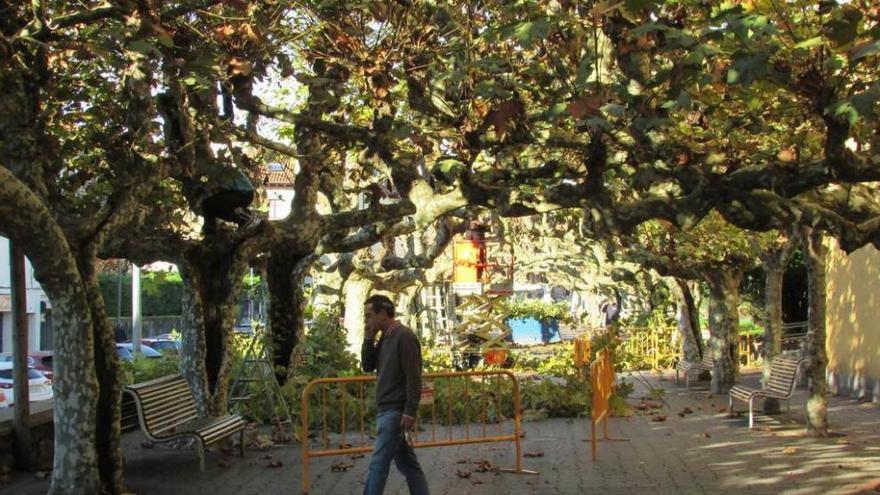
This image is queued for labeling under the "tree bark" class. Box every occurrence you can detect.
[762,264,786,413]
[343,275,373,358]
[179,245,248,415]
[0,168,103,495]
[674,278,703,362]
[266,252,313,383]
[705,269,743,394]
[78,252,125,494]
[804,228,829,436]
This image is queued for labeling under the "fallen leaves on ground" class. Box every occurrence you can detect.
[267,460,283,468]
[455,470,471,478]
[703,432,711,438]
[524,451,544,458]
[330,461,352,472]
[350,453,365,459]
[473,460,494,473]
[652,415,668,422]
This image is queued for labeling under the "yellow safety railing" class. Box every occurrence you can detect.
[618,325,677,371]
[300,370,537,494]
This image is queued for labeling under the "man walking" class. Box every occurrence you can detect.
[361,295,430,495]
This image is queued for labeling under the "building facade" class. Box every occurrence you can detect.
[825,238,880,402]
[0,236,52,352]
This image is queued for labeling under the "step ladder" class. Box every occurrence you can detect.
[227,327,298,442]
[422,283,454,345]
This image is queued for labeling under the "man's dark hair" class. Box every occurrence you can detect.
[365,294,395,318]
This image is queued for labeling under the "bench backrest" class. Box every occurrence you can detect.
[765,356,805,396]
[700,354,714,367]
[126,375,199,436]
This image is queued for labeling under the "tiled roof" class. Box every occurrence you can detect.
[261,161,295,188]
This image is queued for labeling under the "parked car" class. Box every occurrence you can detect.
[0,362,54,407]
[0,352,54,380]
[139,338,181,355]
[116,343,163,362]
[28,351,54,380]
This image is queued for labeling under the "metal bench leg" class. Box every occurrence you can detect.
[728,395,734,415]
[675,369,679,385]
[748,397,755,429]
[239,430,245,457]
[196,439,206,472]
[685,372,690,390]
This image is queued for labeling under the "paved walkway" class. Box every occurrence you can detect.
[2,369,879,494]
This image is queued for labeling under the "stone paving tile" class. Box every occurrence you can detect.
[2,369,878,495]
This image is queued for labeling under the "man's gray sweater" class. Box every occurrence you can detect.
[361,323,423,417]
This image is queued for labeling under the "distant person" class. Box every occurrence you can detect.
[361,295,429,495]
[601,300,620,327]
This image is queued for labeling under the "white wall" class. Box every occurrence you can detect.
[0,236,48,352]
[267,189,296,221]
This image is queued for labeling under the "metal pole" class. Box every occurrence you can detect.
[132,264,142,354]
[10,241,33,469]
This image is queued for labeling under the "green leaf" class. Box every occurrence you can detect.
[850,88,879,119]
[825,8,862,46]
[625,0,662,11]
[601,103,626,117]
[850,40,880,62]
[727,51,770,85]
[795,36,824,49]
[506,17,550,48]
[628,23,670,38]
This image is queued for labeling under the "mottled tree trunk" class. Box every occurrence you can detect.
[79,254,125,494]
[343,275,373,358]
[804,229,829,436]
[0,168,103,494]
[762,264,786,413]
[179,248,248,415]
[179,268,211,416]
[674,278,703,362]
[266,252,313,383]
[705,269,743,394]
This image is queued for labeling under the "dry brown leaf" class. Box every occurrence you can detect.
[652,415,668,422]
[330,461,352,472]
[568,94,603,119]
[777,148,798,162]
[482,100,525,140]
[782,447,797,454]
[455,470,472,478]
[524,451,544,458]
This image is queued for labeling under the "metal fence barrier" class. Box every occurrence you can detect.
[300,370,536,493]
[589,347,627,461]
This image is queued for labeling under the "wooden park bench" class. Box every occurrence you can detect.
[674,354,714,389]
[124,375,247,471]
[728,355,807,428]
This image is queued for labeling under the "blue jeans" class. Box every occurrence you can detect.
[364,409,430,495]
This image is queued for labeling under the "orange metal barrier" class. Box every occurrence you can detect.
[300,370,536,493]
[590,347,625,460]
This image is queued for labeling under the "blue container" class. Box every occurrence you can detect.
[506,317,560,345]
